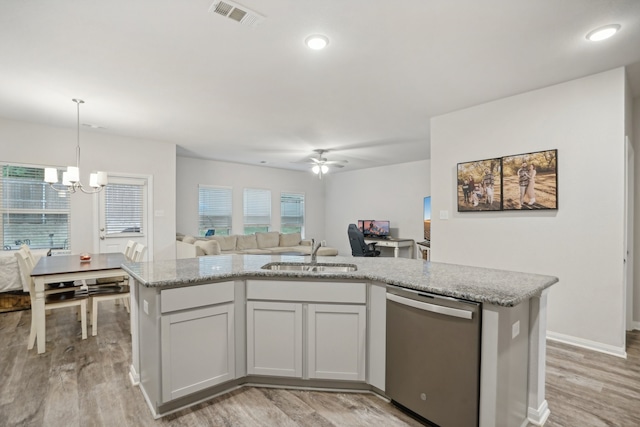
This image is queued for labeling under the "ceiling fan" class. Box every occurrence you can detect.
[307,149,347,179]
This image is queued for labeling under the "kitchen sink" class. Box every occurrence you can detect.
[262,262,357,272]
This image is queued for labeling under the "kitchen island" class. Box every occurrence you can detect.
[122,254,558,426]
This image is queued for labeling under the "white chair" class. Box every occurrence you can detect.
[89,242,145,336]
[124,240,136,260]
[131,242,146,262]
[15,249,88,349]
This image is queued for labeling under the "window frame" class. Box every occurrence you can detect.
[280,191,305,237]
[0,163,71,251]
[198,185,233,236]
[243,188,271,235]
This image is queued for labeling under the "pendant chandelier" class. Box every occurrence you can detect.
[44,99,108,194]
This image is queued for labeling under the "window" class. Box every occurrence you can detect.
[243,188,271,234]
[0,164,70,250]
[199,185,232,236]
[281,192,305,236]
[104,181,145,235]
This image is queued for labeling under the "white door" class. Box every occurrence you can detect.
[161,303,235,402]
[307,304,366,381]
[246,301,303,378]
[97,174,151,260]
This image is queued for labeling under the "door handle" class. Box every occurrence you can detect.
[387,293,474,319]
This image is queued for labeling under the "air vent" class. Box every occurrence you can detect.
[209,0,265,28]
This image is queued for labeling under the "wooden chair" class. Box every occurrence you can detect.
[15,248,88,349]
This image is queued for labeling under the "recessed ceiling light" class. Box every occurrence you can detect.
[305,34,329,50]
[586,24,621,41]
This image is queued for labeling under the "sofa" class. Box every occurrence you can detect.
[176,231,339,258]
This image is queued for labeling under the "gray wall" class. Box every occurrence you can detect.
[430,68,628,355]
[323,160,430,257]
[176,156,327,241]
[0,117,177,260]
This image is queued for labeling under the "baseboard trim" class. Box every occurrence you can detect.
[527,399,550,426]
[547,331,627,359]
[630,321,640,331]
[129,364,140,386]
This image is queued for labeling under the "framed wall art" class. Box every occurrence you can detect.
[457,157,502,212]
[502,149,558,210]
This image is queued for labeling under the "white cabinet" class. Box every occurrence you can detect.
[307,304,366,381]
[159,281,236,403]
[246,280,367,381]
[246,301,303,378]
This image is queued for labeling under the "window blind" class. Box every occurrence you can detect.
[104,183,144,235]
[0,165,70,250]
[199,185,232,236]
[281,192,304,234]
[243,188,271,232]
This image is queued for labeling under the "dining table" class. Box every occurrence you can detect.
[30,252,127,353]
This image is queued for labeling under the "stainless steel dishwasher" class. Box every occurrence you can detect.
[386,285,481,427]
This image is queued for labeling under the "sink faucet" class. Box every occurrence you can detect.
[311,239,322,264]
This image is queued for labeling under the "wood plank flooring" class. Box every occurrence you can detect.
[1,304,639,427]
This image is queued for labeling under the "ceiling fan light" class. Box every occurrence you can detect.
[312,165,320,174]
[321,165,329,174]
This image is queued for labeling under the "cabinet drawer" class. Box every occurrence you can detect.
[246,280,366,304]
[161,281,234,313]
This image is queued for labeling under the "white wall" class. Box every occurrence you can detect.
[176,157,326,240]
[431,68,627,354]
[0,117,177,260]
[633,96,640,326]
[324,160,430,256]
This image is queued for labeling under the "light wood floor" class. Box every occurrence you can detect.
[1,304,639,427]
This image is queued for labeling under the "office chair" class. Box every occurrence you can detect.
[348,224,381,257]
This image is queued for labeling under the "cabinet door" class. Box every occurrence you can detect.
[247,301,302,378]
[161,303,235,402]
[307,304,366,381]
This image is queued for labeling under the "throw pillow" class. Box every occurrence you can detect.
[194,240,221,256]
[236,234,258,250]
[182,235,197,244]
[211,235,237,251]
[279,232,301,247]
[256,231,280,249]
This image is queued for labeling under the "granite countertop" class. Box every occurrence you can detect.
[122,254,558,307]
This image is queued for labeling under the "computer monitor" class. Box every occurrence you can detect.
[362,220,390,237]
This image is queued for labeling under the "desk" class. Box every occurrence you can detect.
[30,253,127,354]
[364,237,415,258]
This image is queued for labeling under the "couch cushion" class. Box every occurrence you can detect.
[194,239,221,256]
[316,246,339,256]
[241,248,272,255]
[279,232,302,247]
[256,231,280,249]
[182,235,197,244]
[211,235,237,251]
[236,234,258,250]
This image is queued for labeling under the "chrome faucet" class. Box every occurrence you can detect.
[311,238,322,263]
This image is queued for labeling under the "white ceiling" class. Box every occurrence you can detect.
[1,0,639,173]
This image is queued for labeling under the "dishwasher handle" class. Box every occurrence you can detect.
[387,293,474,320]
